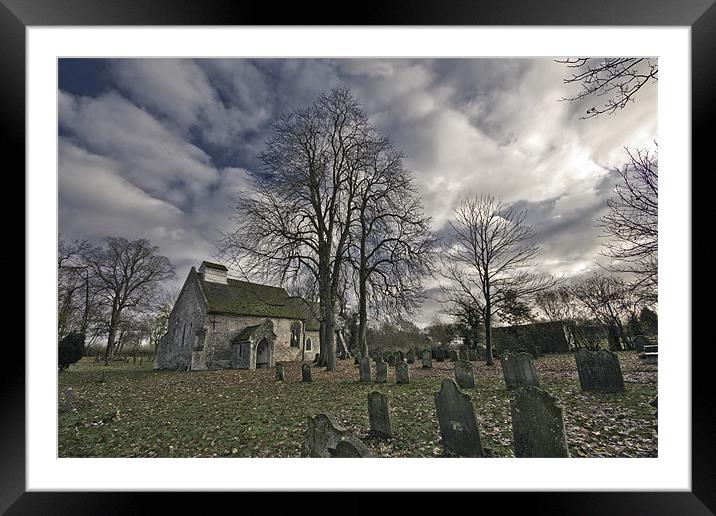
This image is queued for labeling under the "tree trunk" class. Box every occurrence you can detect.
[358,263,369,357]
[485,289,494,366]
[104,306,120,365]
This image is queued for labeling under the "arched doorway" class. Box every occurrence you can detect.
[256,338,270,368]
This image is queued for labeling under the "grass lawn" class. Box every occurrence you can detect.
[58,352,657,458]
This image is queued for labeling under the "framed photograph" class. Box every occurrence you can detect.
[5,0,711,512]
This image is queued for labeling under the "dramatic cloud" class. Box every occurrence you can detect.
[58,58,657,327]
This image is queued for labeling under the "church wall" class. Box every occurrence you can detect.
[154,270,207,370]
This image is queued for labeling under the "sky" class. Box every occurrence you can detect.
[58,58,657,328]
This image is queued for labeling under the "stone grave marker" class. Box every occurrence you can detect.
[301,413,348,457]
[510,386,569,458]
[467,349,478,362]
[63,387,74,413]
[575,349,625,393]
[434,378,484,457]
[501,352,540,389]
[368,391,392,437]
[376,361,388,383]
[302,364,312,382]
[359,357,371,383]
[436,348,445,362]
[422,349,433,369]
[396,362,410,384]
[276,363,284,381]
[448,350,459,362]
[458,348,468,361]
[335,436,374,457]
[454,360,476,389]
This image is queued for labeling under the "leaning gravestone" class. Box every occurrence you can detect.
[302,364,312,383]
[434,378,484,457]
[276,363,284,381]
[422,349,433,369]
[575,349,625,393]
[335,436,374,457]
[63,387,74,413]
[301,413,348,457]
[368,391,392,437]
[510,386,569,457]
[501,352,540,389]
[376,361,388,383]
[359,357,372,384]
[396,362,410,384]
[454,360,476,389]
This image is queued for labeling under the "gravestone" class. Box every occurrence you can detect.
[376,361,388,383]
[510,386,569,458]
[422,349,433,369]
[406,349,415,364]
[301,413,348,457]
[368,391,392,437]
[575,349,625,393]
[467,349,478,362]
[501,352,540,389]
[396,362,410,384]
[276,363,284,381]
[454,360,476,389]
[63,387,74,413]
[302,364,312,383]
[458,348,468,361]
[354,356,361,365]
[359,357,372,383]
[633,335,649,352]
[387,353,396,366]
[448,350,459,362]
[436,348,445,362]
[335,436,374,457]
[434,378,484,457]
[313,353,320,363]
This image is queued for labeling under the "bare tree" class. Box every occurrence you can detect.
[84,237,175,365]
[571,273,637,350]
[557,58,657,118]
[348,139,436,357]
[440,195,559,365]
[535,286,595,348]
[598,147,658,304]
[218,88,369,372]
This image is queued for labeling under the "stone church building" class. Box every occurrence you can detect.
[154,261,320,371]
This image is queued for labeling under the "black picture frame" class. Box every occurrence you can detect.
[3,0,710,513]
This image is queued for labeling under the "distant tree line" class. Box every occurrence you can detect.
[57,235,175,367]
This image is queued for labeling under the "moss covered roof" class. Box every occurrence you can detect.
[198,275,319,329]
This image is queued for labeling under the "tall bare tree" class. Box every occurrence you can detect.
[557,57,658,118]
[598,147,658,304]
[349,139,435,356]
[440,195,559,365]
[84,237,175,365]
[219,88,369,372]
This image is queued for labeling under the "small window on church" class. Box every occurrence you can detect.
[290,322,301,348]
[238,344,243,357]
[305,337,312,351]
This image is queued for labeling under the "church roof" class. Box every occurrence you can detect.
[198,274,320,329]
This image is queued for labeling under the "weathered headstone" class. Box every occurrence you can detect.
[501,352,540,389]
[575,349,625,393]
[387,353,396,366]
[422,349,433,369]
[434,378,484,457]
[436,348,445,362]
[448,350,459,362]
[275,363,284,381]
[302,364,312,382]
[63,387,74,413]
[359,357,371,383]
[510,386,569,458]
[376,361,388,383]
[368,391,392,437]
[454,360,476,389]
[335,436,374,457]
[467,349,478,362]
[396,362,410,384]
[301,413,348,457]
[406,349,415,364]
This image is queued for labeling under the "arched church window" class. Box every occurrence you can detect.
[290,322,302,348]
